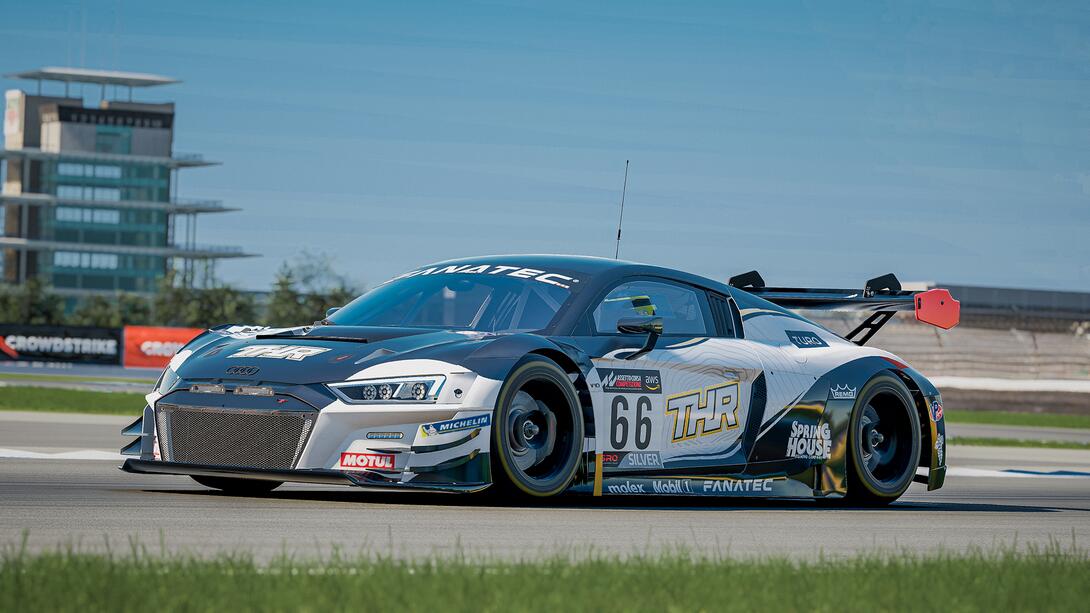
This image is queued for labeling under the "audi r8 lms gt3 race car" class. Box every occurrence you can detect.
[120,255,960,505]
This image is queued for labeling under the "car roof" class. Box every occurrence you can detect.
[423,254,732,291]
[408,254,804,334]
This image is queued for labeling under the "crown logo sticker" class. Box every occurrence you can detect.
[830,384,857,400]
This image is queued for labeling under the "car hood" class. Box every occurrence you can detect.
[172,325,497,385]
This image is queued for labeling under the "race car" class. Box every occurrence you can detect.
[121,255,959,504]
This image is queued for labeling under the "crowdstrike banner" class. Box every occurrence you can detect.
[122,326,203,368]
[0,325,122,365]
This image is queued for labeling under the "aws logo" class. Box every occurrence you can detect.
[597,368,662,394]
[665,381,740,443]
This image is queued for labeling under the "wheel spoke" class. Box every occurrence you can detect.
[860,404,882,474]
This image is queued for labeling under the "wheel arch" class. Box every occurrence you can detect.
[527,348,595,438]
[890,369,934,470]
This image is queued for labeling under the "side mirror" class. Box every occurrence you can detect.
[325,307,341,318]
[617,316,663,360]
[617,316,663,335]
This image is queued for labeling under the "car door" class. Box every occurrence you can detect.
[582,278,766,474]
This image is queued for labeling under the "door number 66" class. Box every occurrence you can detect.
[610,395,652,450]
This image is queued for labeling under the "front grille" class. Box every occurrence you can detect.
[156,404,316,470]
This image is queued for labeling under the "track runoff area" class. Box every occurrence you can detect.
[0,408,1088,559]
[1,406,1089,609]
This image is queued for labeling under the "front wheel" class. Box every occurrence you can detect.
[191,475,282,495]
[846,374,921,506]
[491,357,585,498]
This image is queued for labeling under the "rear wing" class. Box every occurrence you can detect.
[728,270,959,345]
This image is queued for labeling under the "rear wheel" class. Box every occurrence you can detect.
[191,475,282,495]
[491,357,584,498]
[846,374,920,505]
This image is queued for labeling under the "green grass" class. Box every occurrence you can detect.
[0,372,156,384]
[0,385,145,416]
[2,546,1087,612]
[946,410,1090,430]
[948,436,1090,451]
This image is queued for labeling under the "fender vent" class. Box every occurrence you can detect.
[742,373,767,460]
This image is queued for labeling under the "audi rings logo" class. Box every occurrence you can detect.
[225,366,260,376]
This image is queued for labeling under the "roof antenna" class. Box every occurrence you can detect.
[614,160,629,259]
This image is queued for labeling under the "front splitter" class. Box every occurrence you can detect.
[120,459,490,493]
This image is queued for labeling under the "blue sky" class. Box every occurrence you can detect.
[3,1,1088,292]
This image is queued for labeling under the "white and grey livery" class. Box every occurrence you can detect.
[122,255,959,504]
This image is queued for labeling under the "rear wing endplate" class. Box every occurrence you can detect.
[728,271,959,345]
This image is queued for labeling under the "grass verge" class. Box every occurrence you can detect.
[2,545,1087,612]
[946,410,1090,430]
[948,436,1090,451]
[0,385,145,416]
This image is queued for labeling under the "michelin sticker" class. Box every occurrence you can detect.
[420,414,491,437]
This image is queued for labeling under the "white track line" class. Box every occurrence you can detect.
[945,467,1090,479]
[0,448,123,461]
[930,376,1090,393]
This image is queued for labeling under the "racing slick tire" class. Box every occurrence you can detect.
[490,357,585,498]
[191,476,282,495]
[845,374,921,506]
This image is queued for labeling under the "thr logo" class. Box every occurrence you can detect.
[665,381,740,442]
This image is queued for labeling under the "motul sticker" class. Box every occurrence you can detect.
[339,452,395,470]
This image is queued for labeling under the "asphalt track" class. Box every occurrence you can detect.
[1,412,1088,560]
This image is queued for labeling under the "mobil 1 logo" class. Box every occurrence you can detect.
[596,368,661,452]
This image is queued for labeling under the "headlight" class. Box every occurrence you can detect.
[329,375,446,404]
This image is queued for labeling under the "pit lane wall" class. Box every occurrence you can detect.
[0,324,202,369]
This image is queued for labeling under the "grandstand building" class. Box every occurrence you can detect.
[0,67,253,295]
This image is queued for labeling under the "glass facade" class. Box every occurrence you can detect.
[3,78,246,294]
[37,143,171,292]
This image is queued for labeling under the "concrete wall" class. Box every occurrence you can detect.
[810,312,1090,413]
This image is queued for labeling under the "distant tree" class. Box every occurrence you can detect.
[151,271,195,327]
[264,251,359,327]
[70,293,153,327]
[117,293,152,326]
[70,295,121,327]
[0,278,65,325]
[188,285,257,329]
[265,265,305,327]
[151,270,256,329]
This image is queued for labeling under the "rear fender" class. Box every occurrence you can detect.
[895,367,946,491]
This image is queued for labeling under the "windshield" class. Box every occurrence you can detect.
[327,271,573,333]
